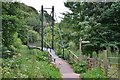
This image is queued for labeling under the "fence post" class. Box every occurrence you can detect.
[73,53,74,61]
[68,50,70,61]
[79,37,83,62]
[103,50,108,77]
[62,47,64,59]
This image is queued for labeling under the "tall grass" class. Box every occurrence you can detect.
[2,45,61,78]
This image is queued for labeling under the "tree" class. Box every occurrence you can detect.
[2,2,24,49]
[60,2,120,56]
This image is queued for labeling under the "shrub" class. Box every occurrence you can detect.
[80,67,106,78]
[70,60,87,74]
[2,48,61,78]
[56,48,62,58]
[13,38,22,49]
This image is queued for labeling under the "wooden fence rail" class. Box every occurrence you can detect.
[68,50,79,63]
[29,41,119,78]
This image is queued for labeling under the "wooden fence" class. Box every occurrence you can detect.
[84,50,119,78]
[29,41,119,78]
[68,50,79,63]
[61,48,119,78]
[105,50,119,78]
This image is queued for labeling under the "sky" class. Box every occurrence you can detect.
[20,0,71,22]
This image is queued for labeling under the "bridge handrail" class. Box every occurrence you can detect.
[43,40,51,48]
[107,57,119,59]
[48,49,58,62]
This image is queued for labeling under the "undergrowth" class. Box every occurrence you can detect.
[2,45,61,79]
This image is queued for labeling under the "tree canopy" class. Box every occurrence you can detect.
[60,2,120,55]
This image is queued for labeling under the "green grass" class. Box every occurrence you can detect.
[0,61,2,80]
[2,45,61,78]
[69,60,87,74]
[107,64,119,78]
[80,67,106,78]
[55,46,119,79]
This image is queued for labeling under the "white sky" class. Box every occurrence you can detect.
[20,0,71,22]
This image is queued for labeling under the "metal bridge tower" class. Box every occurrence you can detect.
[41,5,54,51]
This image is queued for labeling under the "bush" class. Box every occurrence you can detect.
[68,41,76,50]
[80,67,106,78]
[2,48,61,78]
[28,30,40,43]
[56,48,62,58]
[70,60,87,74]
[0,62,2,79]
[13,38,22,49]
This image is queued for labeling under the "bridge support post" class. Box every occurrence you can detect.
[52,6,54,50]
[41,5,44,51]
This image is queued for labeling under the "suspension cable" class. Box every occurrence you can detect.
[43,10,53,47]
[54,9,64,47]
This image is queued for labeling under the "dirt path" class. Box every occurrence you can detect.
[47,48,80,79]
[29,46,80,79]
[55,58,80,79]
